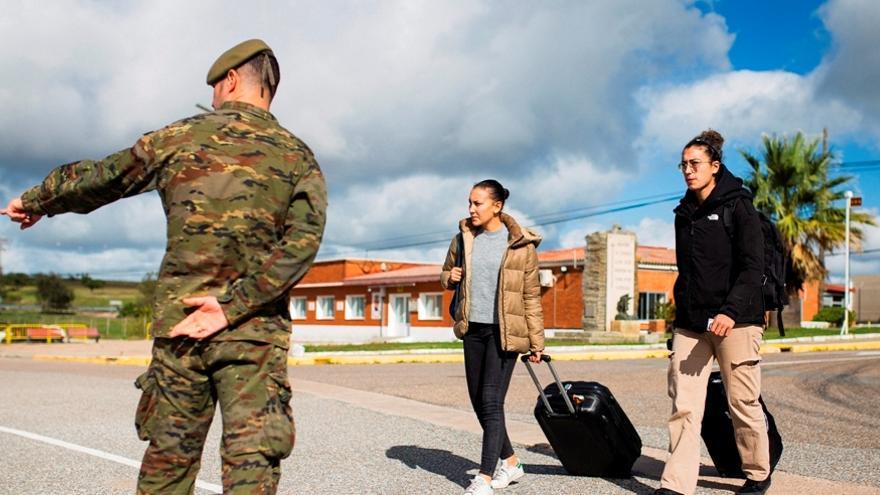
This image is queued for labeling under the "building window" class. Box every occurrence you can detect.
[346,295,366,320]
[289,297,306,320]
[418,293,443,320]
[822,294,844,308]
[316,296,335,320]
[638,292,666,320]
[371,293,382,320]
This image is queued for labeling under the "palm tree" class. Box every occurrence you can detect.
[741,132,875,293]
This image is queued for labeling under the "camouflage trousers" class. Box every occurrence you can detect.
[134,338,295,495]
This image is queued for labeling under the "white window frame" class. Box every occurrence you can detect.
[371,293,382,320]
[289,296,307,320]
[637,292,666,320]
[316,295,336,320]
[345,295,366,320]
[418,292,444,321]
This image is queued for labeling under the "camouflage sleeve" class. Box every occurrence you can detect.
[219,164,328,327]
[19,133,164,216]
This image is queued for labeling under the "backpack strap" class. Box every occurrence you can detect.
[448,233,464,319]
[721,199,737,239]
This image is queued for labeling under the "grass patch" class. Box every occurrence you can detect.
[304,341,464,353]
[657,326,880,341]
[762,326,880,340]
[301,328,880,353]
[302,337,658,353]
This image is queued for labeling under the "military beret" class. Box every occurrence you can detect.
[206,39,273,86]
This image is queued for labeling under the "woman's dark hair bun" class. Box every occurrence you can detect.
[685,128,725,161]
[473,179,508,207]
[698,129,724,152]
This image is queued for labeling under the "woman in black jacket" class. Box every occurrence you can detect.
[655,130,771,495]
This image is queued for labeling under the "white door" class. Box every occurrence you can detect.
[387,294,410,337]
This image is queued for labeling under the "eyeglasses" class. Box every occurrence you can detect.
[677,159,710,172]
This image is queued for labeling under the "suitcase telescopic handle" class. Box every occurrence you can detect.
[520,354,576,415]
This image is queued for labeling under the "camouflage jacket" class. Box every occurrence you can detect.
[21,101,327,348]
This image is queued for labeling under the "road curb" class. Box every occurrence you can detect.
[32,354,151,367]
[765,340,880,353]
[21,338,880,367]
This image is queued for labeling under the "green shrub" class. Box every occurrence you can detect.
[118,301,151,318]
[812,306,855,326]
[656,301,676,323]
[34,273,74,312]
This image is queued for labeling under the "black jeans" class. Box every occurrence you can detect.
[463,322,519,476]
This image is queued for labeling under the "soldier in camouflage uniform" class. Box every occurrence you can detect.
[1,39,327,494]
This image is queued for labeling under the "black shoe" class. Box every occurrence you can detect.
[654,489,684,495]
[737,476,772,494]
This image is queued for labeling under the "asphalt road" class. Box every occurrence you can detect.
[0,351,878,494]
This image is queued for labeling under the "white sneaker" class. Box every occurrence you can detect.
[463,475,494,495]
[490,462,525,489]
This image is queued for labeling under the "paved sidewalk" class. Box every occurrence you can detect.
[295,378,879,495]
[3,338,879,493]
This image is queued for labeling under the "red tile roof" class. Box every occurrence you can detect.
[824,284,854,293]
[637,245,676,266]
[538,247,585,263]
[537,245,676,266]
[343,265,442,286]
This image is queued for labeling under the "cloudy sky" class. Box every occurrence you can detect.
[0,0,878,281]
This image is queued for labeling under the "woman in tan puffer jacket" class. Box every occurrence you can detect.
[440,179,544,495]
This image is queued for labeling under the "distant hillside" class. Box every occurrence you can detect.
[1,279,141,307]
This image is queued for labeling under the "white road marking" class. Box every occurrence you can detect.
[764,355,880,367]
[0,425,223,493]
[856,351,880,356]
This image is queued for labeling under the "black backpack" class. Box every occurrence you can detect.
[722,199,789,336]
[447,233,464,319]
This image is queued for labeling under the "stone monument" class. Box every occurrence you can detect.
[582,225,639,342]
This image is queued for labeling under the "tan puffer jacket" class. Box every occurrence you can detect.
[440,213,544,353]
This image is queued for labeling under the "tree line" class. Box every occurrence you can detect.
[0,272,156,316]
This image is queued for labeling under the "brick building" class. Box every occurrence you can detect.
[287,243,843,343]
[288,244,678,342]
[286,258,453,342]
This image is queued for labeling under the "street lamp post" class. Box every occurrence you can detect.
[841,191,852,335]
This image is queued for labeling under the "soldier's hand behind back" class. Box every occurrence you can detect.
[169,296,230,339]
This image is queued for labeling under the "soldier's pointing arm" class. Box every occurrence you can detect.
[19,132,164,217]
[218,162,328,327]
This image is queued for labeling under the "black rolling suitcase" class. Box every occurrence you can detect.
[701,370,783,478]
[522,354,642,477]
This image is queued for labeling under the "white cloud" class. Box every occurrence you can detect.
[557,222,606,250]
[636,70,863,159]
[2,194,165,251]
[627,217,675,248]
[510,154,629,215]
[2,243,164,281]
[817,0,880,135]
[321,173,468,253]
[637,0,880,160]
[826,208,880,280]
[0,0,740,278]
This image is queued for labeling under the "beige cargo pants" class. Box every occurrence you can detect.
[659,325,771,495]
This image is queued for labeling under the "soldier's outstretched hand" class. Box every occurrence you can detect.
[169,296,230,339]
[0,197,43,229]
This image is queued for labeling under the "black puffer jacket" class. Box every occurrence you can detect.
[673,165,765,332]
